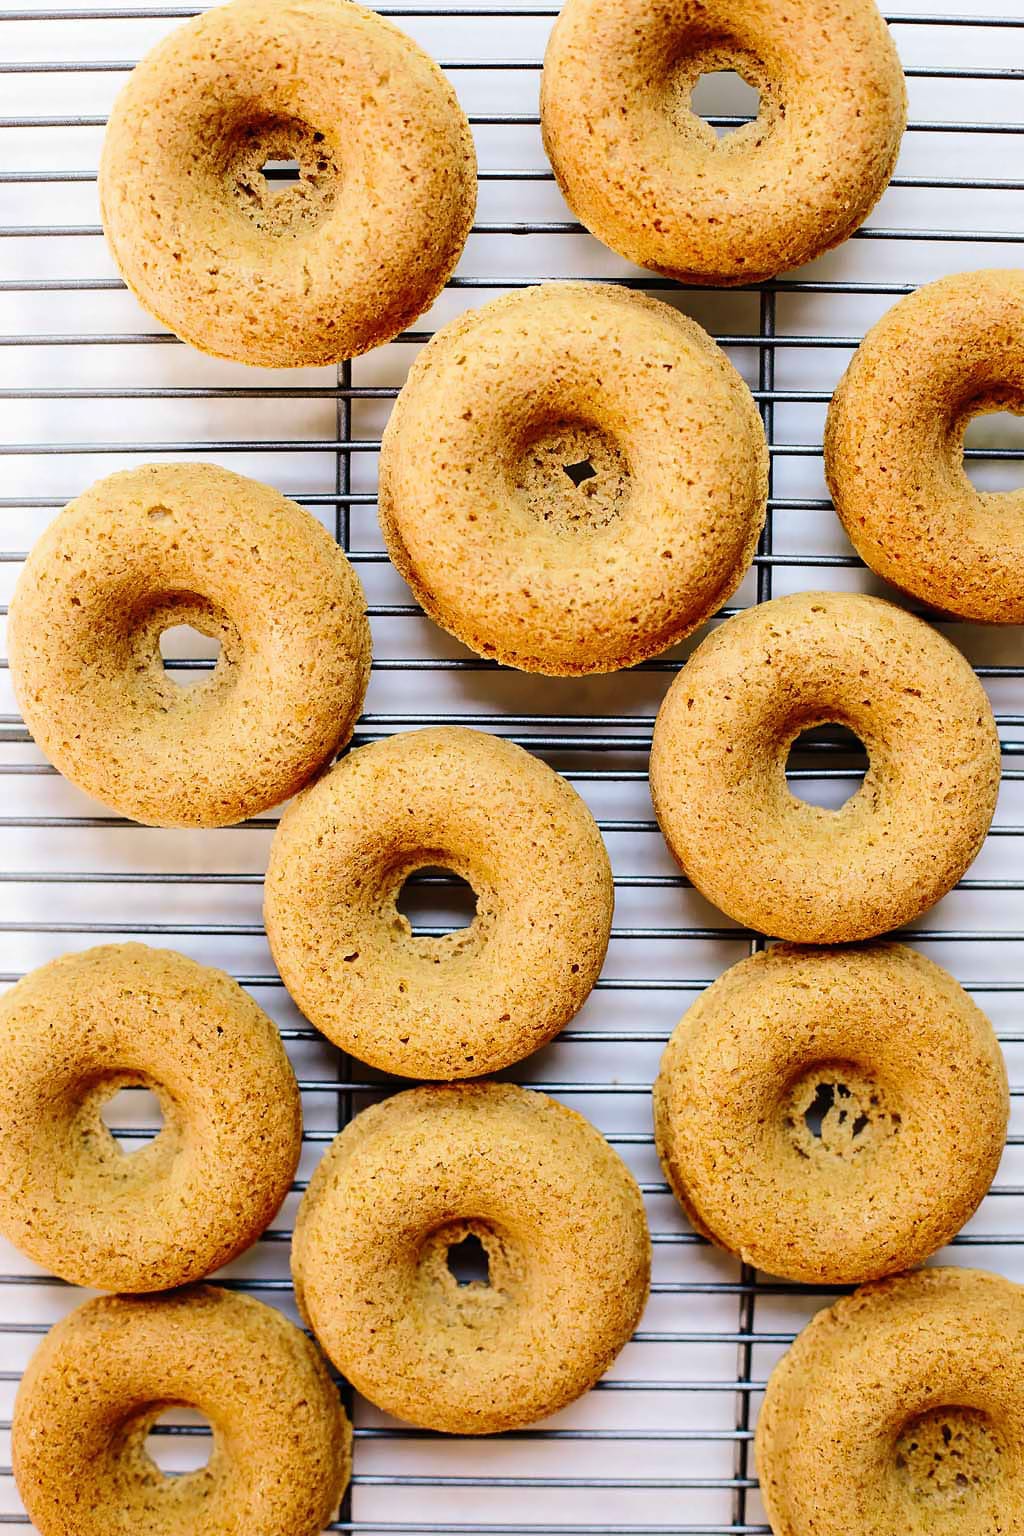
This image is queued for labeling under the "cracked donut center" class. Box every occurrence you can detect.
[783,1064,900,1161]
[895,1408,1004,1504]
[226,115,340,234]
[512,420,630,532]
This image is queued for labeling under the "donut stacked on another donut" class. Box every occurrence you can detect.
[826,269,1024,622]
[13,1287,351,1536]
[265,726,613,1078]
[0,944,302,1293]
[654,943,1008,1285]
[757,1269,1024,1535]
[650,590,1000,942]
[99,0,476,367]
[378,282,768,674]
[8,462,370,828]
[292,1082,651,1434]
[541,0,906,285]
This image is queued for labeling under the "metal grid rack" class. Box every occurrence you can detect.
[1,2,1024,1531]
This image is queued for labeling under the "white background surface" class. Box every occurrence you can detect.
[1,1,1024,1531]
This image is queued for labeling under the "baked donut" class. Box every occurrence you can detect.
[8,462,370,828]
[654,943,1008,1285]
[650,591,1000,942]
[265,726,612,1078]
[541,0,906,286]
[377,283,767,674]
[0,944,301,1292]
[292,1083,651,1434]
[756,1268,1024,1535]
[13,1286,350,1536]
[99,0,475,367]
[826,270,1024,622]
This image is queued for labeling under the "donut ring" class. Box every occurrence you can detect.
[265,727,613,1078]
[99,0,475,367]
[826,271,1024,622]
[13,1287,350,1536]
[0,945,301,1293]
[378,283,767,674]
[8,463,371,828]
[650,591,1000,942]
[654,943,1008,1285]
[756,1268,1024,1535]
[540,0,906,286]
[292,1083,651,1433]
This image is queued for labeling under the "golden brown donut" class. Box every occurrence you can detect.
[292,1083,651,1434]
[265,726,613,1078]
[99,0,475,367]
[8,462,370,828]
[826,270,1024,622]
[0,945,301,1293]
[650,591,1000,942]
[378,282,767,674]
[756,1268,1024,1536]
[13,1287,350,1536]
[654,943,1008,1284]
[541,0,906,286]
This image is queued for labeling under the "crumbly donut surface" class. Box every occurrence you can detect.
[650,590,1000,942]
[292,1083,650,1434]
[541,0,906,285]
[756,1268,1024,1535]
[654,943,1008,1284]
[12,1287,350,1536]
[0,944,301,1292]
[265,726,613,1078]
[8,462,370,828]
[99,0,476,367]
[826,270,1024,622]
[378,283,767,675]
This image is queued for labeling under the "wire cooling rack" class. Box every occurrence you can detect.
[2,1,1024,1531]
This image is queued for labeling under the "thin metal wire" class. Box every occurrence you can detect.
[0,3,1022,1533]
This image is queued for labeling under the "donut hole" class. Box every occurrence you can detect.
[664,46,769,149]
[783,1063,899,1161]
[260,157,301,187]
[689,68,762,140]
[564,458,597,487]
[446,1232,491,1287]
[158,624,222,690]
[416,1219,523,1327]
[128,589,237,699]
[100,1084,165,1154]
[225,115,340,234]
[512,419,631,533]
[785,722,869,811]
[962,406,1024,494]
[803,1081,867,1141]
[143,1407,214,1479]
[895,1407,1004,1506]
[67,1074,180,1190]
[395,866,479,935]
